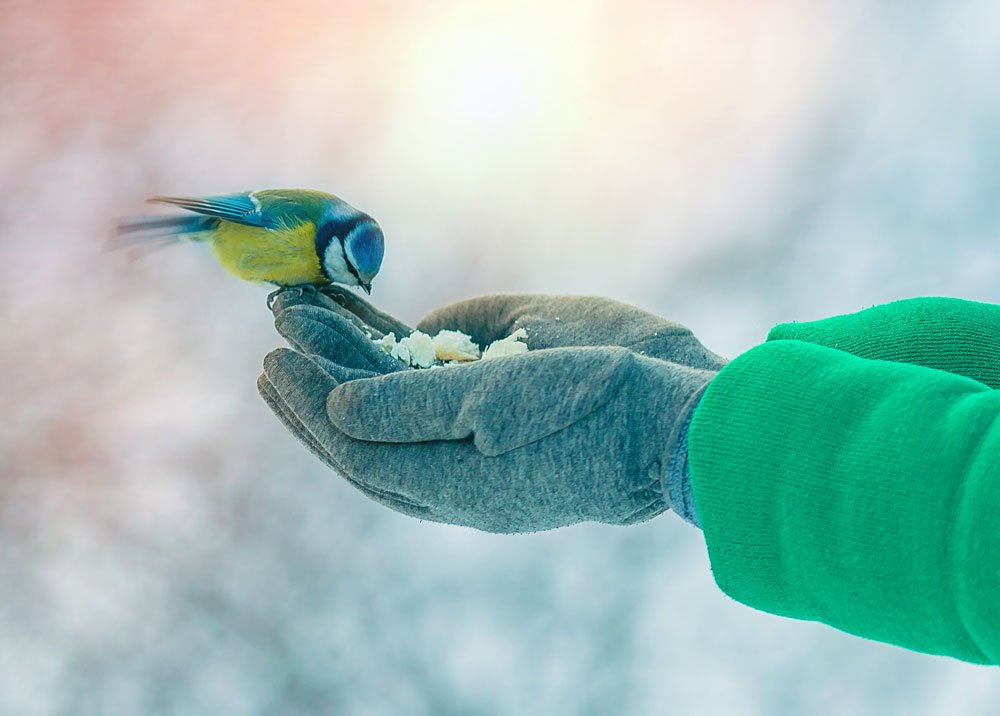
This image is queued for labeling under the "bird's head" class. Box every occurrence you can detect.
[318,217,384,294]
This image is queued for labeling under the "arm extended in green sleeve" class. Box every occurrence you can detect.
[688,319,1000,663]
[768,296,1000,389]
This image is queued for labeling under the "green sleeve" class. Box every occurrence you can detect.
[688,319,1000,663]
[767,296,1000,389]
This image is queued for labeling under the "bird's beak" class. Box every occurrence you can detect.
[360,282,372,295]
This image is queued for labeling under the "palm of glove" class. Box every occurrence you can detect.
[418,294,727,370]
[267,288,727,371]
[259,287,722,533]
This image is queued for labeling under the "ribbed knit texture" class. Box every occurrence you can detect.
[768,296,1000,389]
[687,297,1000,664]
[666,400,700,527]
[264,290,724,534]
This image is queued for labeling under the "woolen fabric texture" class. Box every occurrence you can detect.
[688,297,1000,664]
[259,288,723,533]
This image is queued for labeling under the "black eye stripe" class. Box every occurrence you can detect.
[341,239,362,282]
[316,216,364,281]
[314,221,337,280]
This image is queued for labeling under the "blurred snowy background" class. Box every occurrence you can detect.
[2,0,999,714]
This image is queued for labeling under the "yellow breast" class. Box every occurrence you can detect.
[208,221,325,285]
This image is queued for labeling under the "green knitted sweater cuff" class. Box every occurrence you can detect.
[687,338,1000,664]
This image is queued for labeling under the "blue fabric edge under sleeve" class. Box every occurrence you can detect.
[666,393,703,528]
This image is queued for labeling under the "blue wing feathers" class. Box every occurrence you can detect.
[115,214,218,236]
[109,214,215,258]
[148,192,269,227]
[110,215,219,251]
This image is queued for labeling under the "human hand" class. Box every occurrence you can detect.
[259,288,721,532]
[267,288,727,371]
[417,294,727,369]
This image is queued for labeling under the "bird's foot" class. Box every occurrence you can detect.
[266,284,318,312]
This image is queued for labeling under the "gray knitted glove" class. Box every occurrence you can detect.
[265,288,726,374]
[259,288,723,533]
[417,294,727,369]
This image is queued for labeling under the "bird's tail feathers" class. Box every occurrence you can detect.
[108,214,217,260]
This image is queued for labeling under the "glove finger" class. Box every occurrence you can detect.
[261,356,490,527]
[628,334,729,371]
[275,305,407,374]
[267,285,330,317]
[417,294,729,369]
[317,284,415,337]
[259,369,387,501]
[258,370,343,470]
[326,346,633,456]
[260,349,430,513]
[266,364,585,533]
[258,374,430,516]
[417,293,669,348]
[268,285,414,340]
[416,294,543,347]
[309,354,380,383]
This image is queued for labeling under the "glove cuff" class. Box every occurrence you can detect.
[664,387,705,527]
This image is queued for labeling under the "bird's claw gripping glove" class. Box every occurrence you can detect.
[259,288,725,533]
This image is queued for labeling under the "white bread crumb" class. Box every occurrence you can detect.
[398,331,436,368]
[377,333,397,353]
[375,327,527,368]
[482,328,529,360]
[432,330,481,361]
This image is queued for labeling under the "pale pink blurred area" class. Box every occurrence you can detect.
[3,2,1000,715]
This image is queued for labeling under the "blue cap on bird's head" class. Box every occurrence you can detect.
[344,220,384,293]
[320,217,384,294]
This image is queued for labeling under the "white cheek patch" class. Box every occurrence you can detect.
[322,241,355,285]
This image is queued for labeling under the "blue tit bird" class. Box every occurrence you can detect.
[115,189,384,293]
